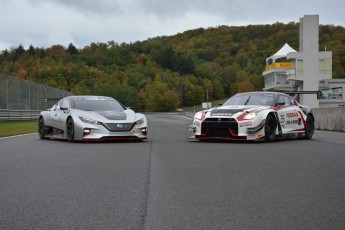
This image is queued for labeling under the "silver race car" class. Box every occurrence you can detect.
[189,92,315,142]
[38,96,148,142]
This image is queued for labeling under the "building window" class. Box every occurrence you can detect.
[264,74,276,88]
[296,59,303,75]
[319,58,332,75]
[320,87,343,100]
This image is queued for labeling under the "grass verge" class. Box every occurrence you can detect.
[0,120,38,137]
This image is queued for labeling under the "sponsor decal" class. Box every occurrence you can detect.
[210,109,243,117]
[239,121,253,127]
[247,135,255,140]
[286,120,299,125]
[211,112,233,116]
[286,112,299,118]
[74,97,107,101]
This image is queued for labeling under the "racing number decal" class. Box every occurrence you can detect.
[279,114,285,124]
[279,113,286,129]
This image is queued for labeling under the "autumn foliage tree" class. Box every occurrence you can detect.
[0,23,344,111]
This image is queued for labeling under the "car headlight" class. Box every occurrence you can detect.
[243,113,257,120]
[136,118,145,125]
[194,111,205,121]
[79,116,101,125]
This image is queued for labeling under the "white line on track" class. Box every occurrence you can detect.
[0,133,36,140]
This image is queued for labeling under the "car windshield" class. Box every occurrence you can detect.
[73,99,125,111]
[223,94,274,106]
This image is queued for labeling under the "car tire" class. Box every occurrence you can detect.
[67,118,75,142]
[265,114,276,142]
[38,117,46,139]
[305,115,314,140]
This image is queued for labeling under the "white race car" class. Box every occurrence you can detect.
[189,92,315,142]
[38,96,148,142]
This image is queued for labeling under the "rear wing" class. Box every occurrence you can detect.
[282,91,322,100]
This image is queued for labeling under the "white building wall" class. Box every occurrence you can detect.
[300,15,320,108]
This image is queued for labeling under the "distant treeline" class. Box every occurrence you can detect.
[0,23,344,111]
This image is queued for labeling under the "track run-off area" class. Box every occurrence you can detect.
[1,114,345,229]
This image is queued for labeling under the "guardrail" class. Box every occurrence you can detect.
[0,109,40,122]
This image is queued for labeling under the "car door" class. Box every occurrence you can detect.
[44,103,58,128]
[277,95,302,133]
[54,99,71,131]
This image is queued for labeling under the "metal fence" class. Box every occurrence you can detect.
[0,73,73,111]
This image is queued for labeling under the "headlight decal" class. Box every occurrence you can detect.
[194,111,206,121]
[243,113,257,120]
[79,116,100,125]
[136,118,145,125]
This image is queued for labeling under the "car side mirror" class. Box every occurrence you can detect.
[276,102,285,106]
[60,106,69,111]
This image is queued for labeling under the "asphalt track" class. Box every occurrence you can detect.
[1,114,345,230]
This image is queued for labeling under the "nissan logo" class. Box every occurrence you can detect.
[116,123,123,128]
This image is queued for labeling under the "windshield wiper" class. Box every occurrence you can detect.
[244,97,250,105]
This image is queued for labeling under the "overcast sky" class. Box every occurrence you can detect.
[0,0,344,51]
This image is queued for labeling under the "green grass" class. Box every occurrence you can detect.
[0,120,38,137]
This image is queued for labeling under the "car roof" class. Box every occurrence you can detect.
[63,95,115,100]
[236,91,284,96]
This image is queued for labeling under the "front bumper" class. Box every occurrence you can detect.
[190,117,265,141]
[74,119,148,141]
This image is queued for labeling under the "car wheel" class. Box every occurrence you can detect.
[305,115,314,139]
[67,118,75,142]
[38,117,46,139]
[265,114,276,142]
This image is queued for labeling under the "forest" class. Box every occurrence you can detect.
[0,22,344,111]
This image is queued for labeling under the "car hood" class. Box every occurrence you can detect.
[206,105,269,117]
[73,109,137,122]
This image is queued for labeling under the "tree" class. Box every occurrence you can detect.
[113,85,139,109]
[67,43,79,55]
[237,81,254,93]
[183,84,204,106]
[140,78,181,112]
